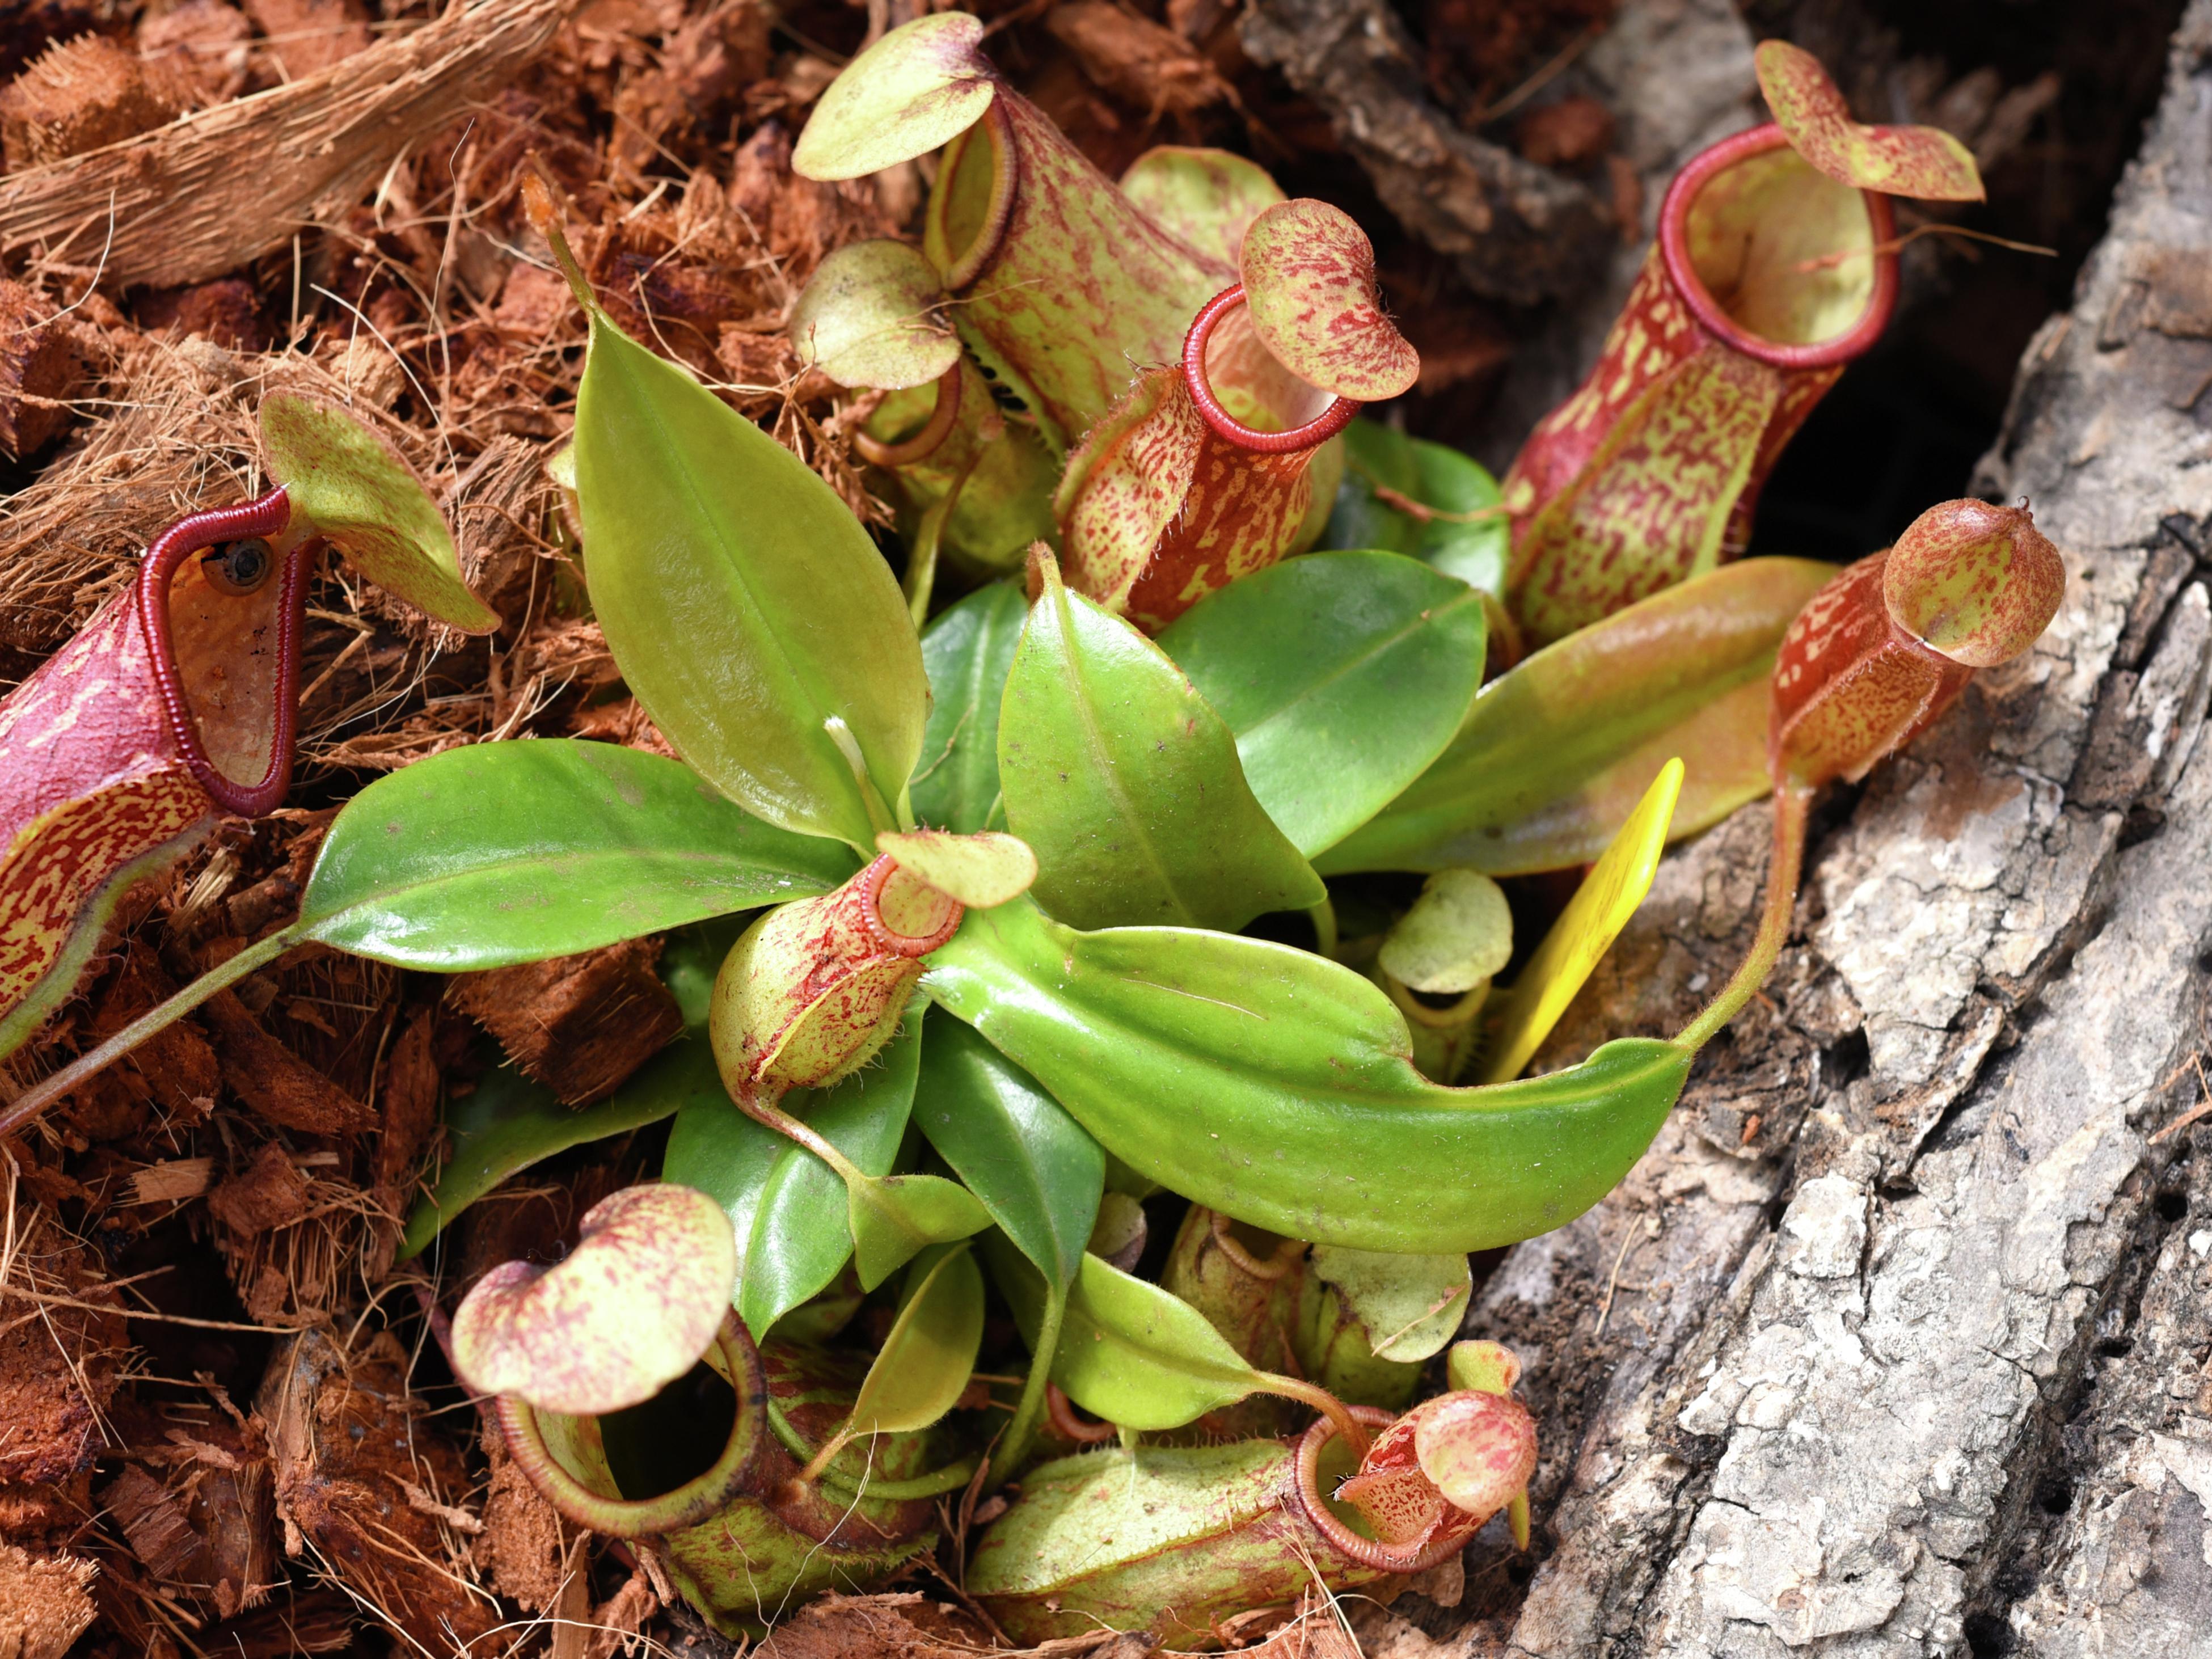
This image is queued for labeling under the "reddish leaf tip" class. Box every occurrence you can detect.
[1239,200,1418,402]
[1756,40,1985,202]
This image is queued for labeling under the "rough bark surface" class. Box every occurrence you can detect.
[0,0,569,289]
[1238,0,1619,307]
[1416,6,2212,1656]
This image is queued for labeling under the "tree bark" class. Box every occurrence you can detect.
[1358,5,2212,1654]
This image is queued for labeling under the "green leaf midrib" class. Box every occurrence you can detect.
[301,843,833,932]
[596,324,871,835]
[1231,586,1479,748]
[1051,586,1200,926]
[948,596,1017,817]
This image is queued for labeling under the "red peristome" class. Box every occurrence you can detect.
[1058,288,1355,632]
[1500,124,1897,645]
[1769,551,1972,790]
[0,489,310,1050]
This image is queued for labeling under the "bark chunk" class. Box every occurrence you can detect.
[0,279,81,459]
[0,34,180,170]
[446,936,683,1106]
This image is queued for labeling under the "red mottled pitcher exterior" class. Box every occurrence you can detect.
[0,490,309,1055]
[1500,124,1899,645]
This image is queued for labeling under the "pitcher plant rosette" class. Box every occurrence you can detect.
[0,19,2071,1648]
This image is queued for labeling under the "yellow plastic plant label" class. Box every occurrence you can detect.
[1480,758,1682,1084]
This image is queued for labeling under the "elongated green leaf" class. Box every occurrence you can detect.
[1158,551,1484,856]
[297,741,854,968]
[848,1172,992,1290]
[911,582,1026,833]
[846,1245,986,1436]
[576,307,927,850]
[395,1043,724,1263]
[928,899,1692,1253]
[1320,558,1831,875]
[662,1016,923,1334]
[998,558,1323,930]
[913,1018,1103,1289]
[1054,1255,1269,1430]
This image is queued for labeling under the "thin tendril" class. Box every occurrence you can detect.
[1675,783,1811,1052]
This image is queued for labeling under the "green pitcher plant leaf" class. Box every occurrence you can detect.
[926,898,1692,1253]
[1483,759,1681,1083]
[1054,1253,1278,1431]
[1320,556,1832,876]
[913,1017,1104,1291]
[913,1018,1104,1474]
[835,1244,986,1448]
[1157,551,1484,858]
[259,391,500,634]
[847,1170,993,1291]
[913,580,1027,833]
[1306,1244,1471,1363]
[662,1014,923,1336]
[396,1044,725,1263]
[998,553,1324,931]
[294,740,855,968]
[573,277,928,852]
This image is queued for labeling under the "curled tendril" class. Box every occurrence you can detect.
[854,362,965,470]
[1045,1382,1120,1445]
